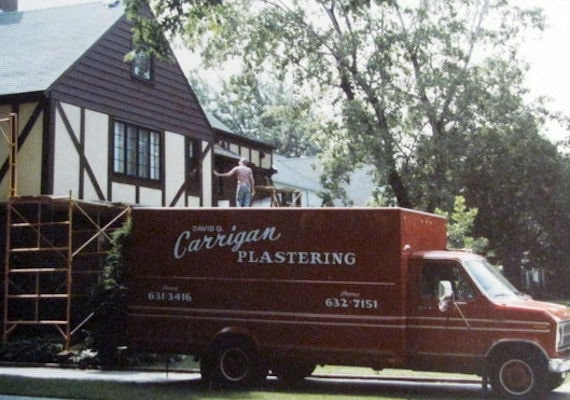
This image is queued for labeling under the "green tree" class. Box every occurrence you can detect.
[436,196,488,254]
[127,0,546,211]
[460,121,570,289]
[126,0,570,295]
[190,72,322,156]
[124,0,223,60]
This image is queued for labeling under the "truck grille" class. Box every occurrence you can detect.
[559,321,570,350]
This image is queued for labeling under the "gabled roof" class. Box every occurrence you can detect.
[0,1,124,96]
[206,111,275,151]
[206,111,234,133]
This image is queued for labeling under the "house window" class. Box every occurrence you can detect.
[132,51,153,81]
[113,122,161,180]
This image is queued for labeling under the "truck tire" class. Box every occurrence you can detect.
[489,348,547,400]
[202,338,266,387]
[272,361,316,384]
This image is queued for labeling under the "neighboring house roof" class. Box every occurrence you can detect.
[273,155,322,193]
[273,155,376,206]
[0,1,124,95]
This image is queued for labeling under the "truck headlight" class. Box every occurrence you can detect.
[558,321,570,351]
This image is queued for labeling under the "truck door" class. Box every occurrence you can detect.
[407,260,489,373]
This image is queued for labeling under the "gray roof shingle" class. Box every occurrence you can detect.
[0,1,124,96]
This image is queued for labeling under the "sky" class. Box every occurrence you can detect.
[16,0,570,143]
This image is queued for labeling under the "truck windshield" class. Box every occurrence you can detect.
[463,258,526,300]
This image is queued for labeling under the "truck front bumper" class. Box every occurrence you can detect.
[550,357,570,373]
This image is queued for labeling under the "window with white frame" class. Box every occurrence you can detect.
[113,121,161,181]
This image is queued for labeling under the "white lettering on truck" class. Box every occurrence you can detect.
[174,225,282,259]
[173,225,357,266]
[236,250,356,266]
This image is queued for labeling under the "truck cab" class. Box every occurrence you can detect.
[407,250,570,399]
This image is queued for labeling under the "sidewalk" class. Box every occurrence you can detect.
[1,397,62,400]
[0,366,200,400]
[0,366,199,382]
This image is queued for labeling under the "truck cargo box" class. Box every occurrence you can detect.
[127,207,445,364]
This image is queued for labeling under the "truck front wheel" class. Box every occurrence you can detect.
[489,349,547,400]
[201,338,266,387]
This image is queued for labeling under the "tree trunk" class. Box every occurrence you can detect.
[389,169,411,208]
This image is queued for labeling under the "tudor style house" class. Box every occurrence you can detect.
[0,1,216,207]
[0,0,278,349]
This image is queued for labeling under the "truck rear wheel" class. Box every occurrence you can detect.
[489,348,547,400]
[202,338,266,387]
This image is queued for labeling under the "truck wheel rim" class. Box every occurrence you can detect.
[499,359,533,395]
[220,348,249,382]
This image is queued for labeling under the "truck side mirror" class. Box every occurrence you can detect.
[438,280,453,312]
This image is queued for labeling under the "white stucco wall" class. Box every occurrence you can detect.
[164,131,186,207]
[82,109,108,202]
[53,103,80,197]
[111,182,136,204]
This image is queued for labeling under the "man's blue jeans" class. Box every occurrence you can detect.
[236,184,251,207]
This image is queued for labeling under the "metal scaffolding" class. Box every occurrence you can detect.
[0,113,17,197]
[2,195,130,349]
[254,185,302,207]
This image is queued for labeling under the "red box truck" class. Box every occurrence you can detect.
[126,207,570,399]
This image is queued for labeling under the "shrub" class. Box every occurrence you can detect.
[0,336,63,363]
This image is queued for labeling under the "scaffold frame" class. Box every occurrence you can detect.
[254,185,302,207]
[0,113,17,197]
[2,195,130,349]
